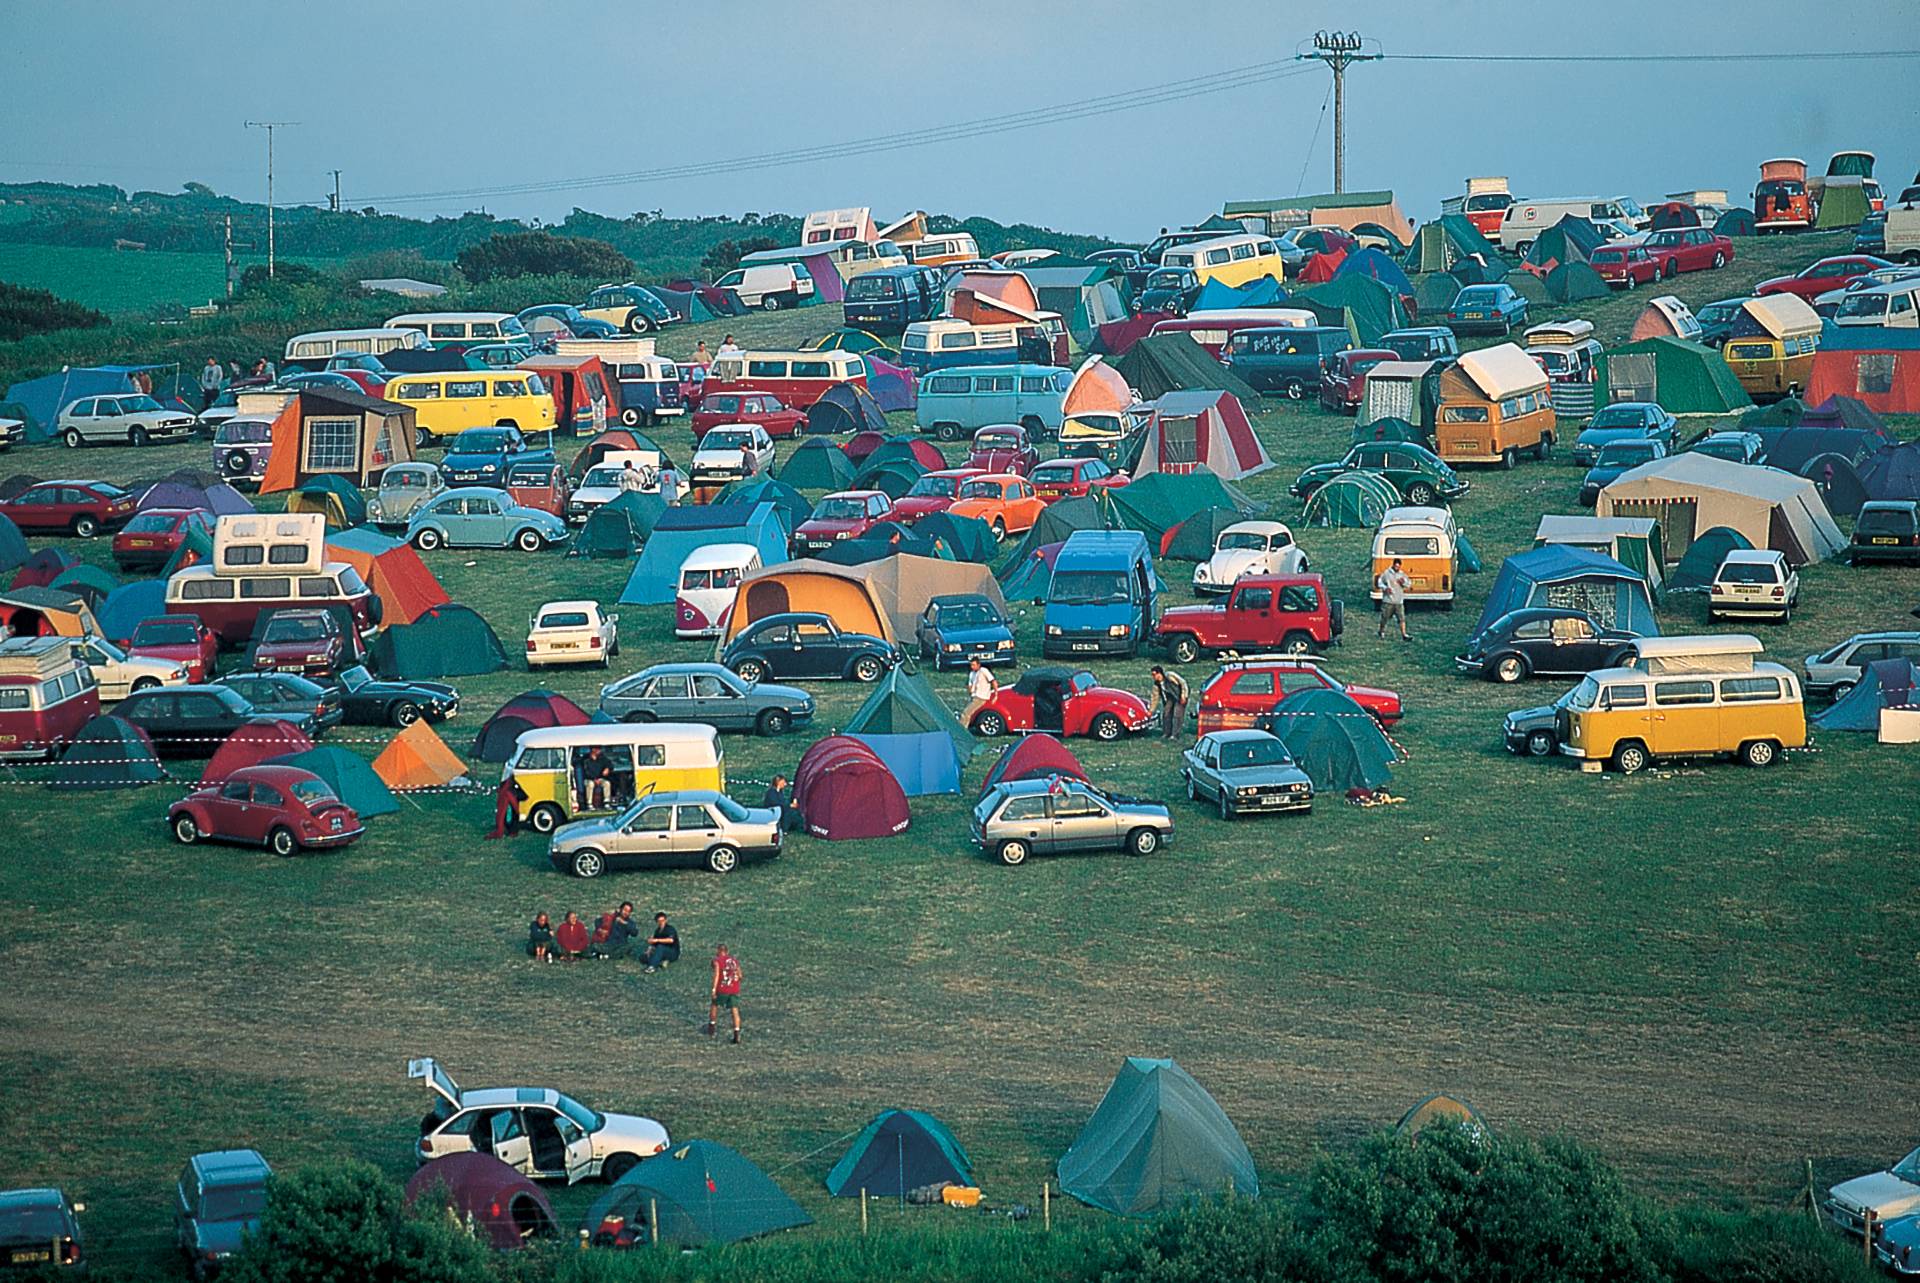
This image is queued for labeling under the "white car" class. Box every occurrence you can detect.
[1829,1145,1920,1238]
[1192,521,1308,595]
[689,424,775,487]
[1813,266,1920,315]
[567,453,687,524]
[526,600,618,668]
[69,635,188,701]
[57,394,198,448]
[408,1058,667,1185]
[1708,548,1799,622]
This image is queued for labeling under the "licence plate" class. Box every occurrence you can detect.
[11,1252,52,1265]
[1871,537,1897,545]
[129,538,154,547]
[330,817,343,831]
[1465,312,1485,319]
[554,642,579,649]
[1070,642,1098,651]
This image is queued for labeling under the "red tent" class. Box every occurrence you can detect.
[1297,246,1349,283]
[1093,312,1167,358]
[472,689,591,762]
[10,549,77,590]
[403,1154,557,1251]
[1131,390,1273,481]
[979,734,1087,796]
[325,531,448,625]
[200,720,315,785]
[795,735,910,840]
[842,431,888,466]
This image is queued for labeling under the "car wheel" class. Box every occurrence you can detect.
[1091,712,1124,742]
[571,848,606,878]
[1170,634,1200,665]
[130,426,150,447]
[1127,827,1161,856]
[1612,742,1649,775]
[1218,793,1233,821]
[63,427,84,448]
[1535,435,1553,461]
[1829,681,1856,702]
[268,827,298,857]
[1494,654,1527,684]
[851,655,884,682]
[1624,271,1637,290]
[997,839,1029,866]
[1712,251,1726,268]
[1740,739,1778,768]
[991,519,1006,542]
[707,845,740,874]
[763,294,782,311]
[936,422,961,442]
[1501,447,1518,471]
[415,426,433,448]
[1281,631,1314,656]
[1406,482,1435,506]
[389,700,420,727]
[620,407,641,427]
[72,514,99,538]
[1284,379,1305,400]
[1526,729,1556,758]
[757,707,791,736]
[627,314,653,335]
[412,527,442,551]
[1664,260,1678,279]
[529,803,565,835]
[131,677,160,694]
[173,813,201,844]
[973,710,1007,737]
[515,528,544,552]
[1185,772,1198,800]
[600,1153,638,1183]
[733,658,768,684]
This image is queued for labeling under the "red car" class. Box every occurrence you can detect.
[111,507,214,571]
[0,479,138,538]
[1317,348,1397,413]
[675,362,708,410]
[1152,574,1343,665]
[967,666,1152,742]
[505,460,571,519]
[130,615,220,683]
[1196,657,1401,732]
[168,763,364,856]
[1028,456,1129,501]
[890,467,987,522]
[691,391,805,441]
[1588,243,1662,289]
[1639,227,1735,276]
[1756,255,1894,301]
[252,608,357,677]
[965,425,1039,476]
[792,489,893,554]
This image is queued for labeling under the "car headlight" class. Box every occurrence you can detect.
[944,643,961,653]
[1046,625,1063,637]
[834,530,850,539]
[1238,786,1259,797]
[305,653,328,664]
[1193,565,1210,582]
[996,639,1013,650]
[1108,624,1130,638]
[367,500,383,517]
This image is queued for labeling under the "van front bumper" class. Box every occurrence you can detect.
[1044,633,1134,657]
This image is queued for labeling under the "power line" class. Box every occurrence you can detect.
[1390,48,1920,63]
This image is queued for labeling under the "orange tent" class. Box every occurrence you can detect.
[256,397,305,494]
[324,530,449,624]
[373,720,468,791]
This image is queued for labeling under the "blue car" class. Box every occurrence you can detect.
[439,426,556,486]
[1579,439,1667,506]
[518,303,620,343]
[1444,283,1529,335]
[404,487,569,553]
[915,593,1016,668]
[1692,297,1751,349]
[1571,402,1678,465]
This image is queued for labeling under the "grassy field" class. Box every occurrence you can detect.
[2,231,1917,1276]
[0,244,343,316]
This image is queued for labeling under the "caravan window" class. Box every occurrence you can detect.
[940,331,978,350]
[304,417,359,472]
[791,360,832,378]
[179,578,236,600]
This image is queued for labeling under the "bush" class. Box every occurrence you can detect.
[0,280,109,342]
[457,232,632,285]
[221,1160,496,1283]
[1663,1208,1878,1283]
[700,237,780,279]
[1099,1196,1311,1283]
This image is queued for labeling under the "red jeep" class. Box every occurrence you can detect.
[1152,574,1343,665]
[1196,657,1403,733]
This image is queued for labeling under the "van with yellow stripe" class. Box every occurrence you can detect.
[503,723,725,834]
[1557,655,1804,774]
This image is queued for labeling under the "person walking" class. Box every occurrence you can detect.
[962,657,997,729]
[1149,666,1189,741]
[198,358,224,410]
[1376,557,1412,641]
[641,912,680,972]
[706,943,743,1043]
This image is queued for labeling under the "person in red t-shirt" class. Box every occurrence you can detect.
[706,944,743,1044]
[555,911,589,962]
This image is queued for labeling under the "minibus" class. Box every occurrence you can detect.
[1722,296,1821,401]
[385,312,530,353]
[1044,530,1157,659]
[1150,308,1315,360]
[502,722,725,833]
[1370,506,1460,608]
[898,317,1069,374]
[165,563,378,647]
[554,338,683,425]
[1558,661,1805,773]
[283,328,429,370]
[1158,233,1287,288]
[901,232,980,267]
[915,364,1071,440]
[674,543,763,638]
[0,636,100,761]
[381,370,557,445]
[842,266,943,333]
[704,350,869,408]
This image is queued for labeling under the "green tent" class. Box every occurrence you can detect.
[714,474,808,531]
[1023,262,1133,347]
[1668,525,1753,593]
[1300,472,1399,527]
[1296,274,1408,346]
[1522,217,1606,273]
[1351,417,1424,445]
[1261,687,1397,792]
[1113,335,1261,404]
[1057,1057,1259,1216]
[53,715,165,791]
[370,604,509,679]
[1504,270,1549,305]
[826,1109,972,1198]
[1162,507,1245,561]
[290,475,368,528]
[1594,337,1752,415]
[1413,272,1464,315]
[847,668,974,755]
[778,437,856,490]
[999,495,1110,573]
[1096,472,1258,545]
[1816,180,1872,230]
[804,327,893,356]
[851,458,925,499]
[162,523,215,576]
[268,746,399,818]
[575,491,663,559]
[911,511,997,563]
[1740,396,1804,428]
[48,562,118,606]
[582,1141,809,1248]
[1404,215,1503,278]
[1544,262,1610,303]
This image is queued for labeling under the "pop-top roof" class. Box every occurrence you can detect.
[1454,344,1549,401]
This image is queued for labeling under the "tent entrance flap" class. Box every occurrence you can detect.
[1607,497,1696,560]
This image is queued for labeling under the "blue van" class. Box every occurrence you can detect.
[915,364,1072,440]
[898,317,1068,375]
[556,339,683,426]
[1044,530,1158,659]
[843,266,943,334]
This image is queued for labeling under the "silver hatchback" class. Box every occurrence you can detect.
[548,789,781,877]
[970,777,1172,866]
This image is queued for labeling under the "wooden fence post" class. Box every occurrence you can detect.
[861,1187,869,1235]
[1043,1180,1051,1231]
[649,1198,658,1245]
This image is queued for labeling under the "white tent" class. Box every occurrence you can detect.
[1596,452,1845,566]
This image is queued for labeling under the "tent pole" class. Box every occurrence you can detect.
[898,1133,905,1209]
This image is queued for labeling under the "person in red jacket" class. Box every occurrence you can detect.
[706,943,743,1044]
[555,911,589,962]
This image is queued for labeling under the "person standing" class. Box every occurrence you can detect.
[617,458,646,494]
[760,774,797,831]
[199,357,225,410]
[642,912,680,972]
[1149,666,1189,741]
[693,340,711,365]
[1376,557,1412,641]
[962,657,997,729]
[706,943,743,1043]
[715,335,742,360]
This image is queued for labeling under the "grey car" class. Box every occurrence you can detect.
[175,1150,270,1279]
[970,777,1172,866]
[598,662,813,736]
[1803,631,1920,700]
[1181,729,1313,819]
[548,789,781,877]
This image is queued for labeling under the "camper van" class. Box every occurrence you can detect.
[1499,197,1648,252]
[1044,530,1158,659]
[1223,325,1353,397]
[1443,177,1514,238]
[674,543,762,639]
[842,266,944,333]
[384,313,530,353]
[165,562,377,646]
[1722,297,1821,400]
[898,317,1068,374]
[213,511,327,577]
[283,328,430,370]
[1434,346,1557,468]
[1557,661,1805,773]
[915,364,1071,440]
[1623,634,1765,675]
[712,263,815,312]
[1370,506,1460,608]
[517,354,613,436]
[381,370,556,446]
[1523,320,1603,416]
[705,350,869,408]
[1150,309,1316,360]
[1158,234,1288,289]
[1832,281,1920,328]
[502,722,725,834]
[1754,159,1814,233]
[900,232,980,267]
[554,338,683,425]
[0,636,101,761]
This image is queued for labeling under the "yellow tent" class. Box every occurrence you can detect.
[724,560,894,643]
[373,720,468,791]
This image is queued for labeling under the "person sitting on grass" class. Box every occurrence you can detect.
[642,912,680,973]
[555,911,589,962]
[595,902,640,961]
[527,912,555,963]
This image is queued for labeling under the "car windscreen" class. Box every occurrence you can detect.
[704,431,752,450]
[384,470,434,491]
[811,498,865,520]
[957,481,1003,500]
[1146,269,1189,289]
[264,617,329,642]
[1597,444,1657,467]
[1588,406,1645,429]
[1051,570,1129,604]
[1219,739,1292,768]
[1217,532,1269,551]
[217,420,273,443]
[134,619,200,644]
[583,467,623,488]
[452,430,512,451]
[1567,676,1600,712]
[554,1093,603,1132]
[1855,507,1913,534]
[846,275,900,300]
[974,432,1018,449]
[906,475,959,498]
[938,602,1001,629]
[123,512,180,533]
[1893,1147,1920,1181]
[197,1184,266,1222]
[0,1204,69,1241]
[1717,561,1778,584]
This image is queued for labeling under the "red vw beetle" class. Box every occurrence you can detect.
[129,614,220,683]
[168,763,365,856]
[968,666,1152,741]
[890,467,986,523]
[966,424,1039,476]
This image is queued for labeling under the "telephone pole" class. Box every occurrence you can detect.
[327,169,342,212]
[244,120,298,276]
[1297,32,1379,193]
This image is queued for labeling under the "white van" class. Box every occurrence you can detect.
[1833,281,1920,329]
[713,264,816,311]
[283,327,429,369]
[384,312,530,350]
[675,543,762,638]
[1499,197,1647,251]
[901,233,980,267]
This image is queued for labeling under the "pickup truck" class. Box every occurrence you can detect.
[1150,574,1343,664]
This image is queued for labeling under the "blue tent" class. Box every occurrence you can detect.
[1190,277,1287,312]
[842,668,973,796]
[0,513,26,575]
[1812,659,1919,731]
[4,365,173,441]
[96,578,168,645]
[1472,546,1659,639]
[620,502,788,605]
[1332,246,1412,295]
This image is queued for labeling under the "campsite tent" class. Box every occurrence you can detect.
[843,430,887,466]
[572,429,669,476]
[9,549,76,591]
[779,438,859,490]
[1057,1057,1259,1216]
[794,735,911,840]
[269,746,399,818]
[1192,277,1285,313]
[1403,214,1503,278]
[843,668,972,796]
[1806,324,1920,416]
[1593,338,1752,415]
[96,579,167,645]
[1799,394,1891,434]
[258,388,416,491]
[714,474,810,530]
[286,475,366,528]
[1815,178,1872,230]
[863,436,947,474]
[1098,472,1259,545]
[4,364,175,441]
[851,458,925,499]
[1597,452,1846,565]
[1647,201,1702,231]
[1765,424,1892,473]
[48,563,116,608]
[1628,296,1705,343]
[621,503,788,606]
[1301,471,1399,527]
[582,1141,809,1249]
[1333,246,1412,295]
[1413,272,1465,315]
[1225,189,1414,239]
[1533,515,1667,592]
[1396,1094,1489,1139]
[0,514,25,576]
[1352,416,1426,445]
[979,733,1086,794]
[368,604,509,679]
[1521,216,1607,276]
[1162,508,1247,561]
[863,353,919,412]
[1544,262,1611,304]
[825,1110,973,1198]
[1715,208,1757,237]
[136,479,253,517]
[0,586,97,638]
[1813,660,1920,732]
[473,690,591,762]
[909,511,997,564]
[1297,274,1409,346]
[200,720,314,785]
[860,554,1012,640]
[1258,687,1398,792]
[404,1154,556,1251]
[807,384,889,436]
[998,541,1063,602]
[805,328,892,356]
[325,528,449,624]
[1126,391,1272,481]
[373,720,469,791]
[1113,335,1261,404]
[1472,545,1659,637]
[726,560,895,642]
[1860,441,1920,501]
[1667,526,1753,593]
[1797,454,1869,517]
[1023,260,1133,346]
[1000,496,1110,573]
[575,491,661,559]
[53,715,164,790]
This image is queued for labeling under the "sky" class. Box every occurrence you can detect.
[4,0,1916,243]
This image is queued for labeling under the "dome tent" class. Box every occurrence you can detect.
[96,579,167,646]
[1797,453,1868,518]
[1057,1057,1259,1216]
[369,604,509,680]
[473,689,591,762]
[575,490,664,559]
[200,720,315,785]
[269,746,400,818]
[777,437,858,490]
[979,733,1086,795]
[1258,688,1398,793]
[997,540,1063,603]
[1667,526,1753,594]
[1396,1093,1489,1140]
[842,668,974,796]
[1161,508,1245,561]
[1812,660,1920,732]
[1301,471,1398,528]
[825,1110,973,1198]
[404,1153,556,1250]
[0,513,26,576]
[373,720,469,791]
[714,474,809,529]
[806,383,889,436]
[794,735,910,840]
[1544,262,1610,304]
[1472,545,1658,638]
[582,1140,809,1248]
[53,715,165,790]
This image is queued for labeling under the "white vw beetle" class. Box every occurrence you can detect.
[526,600,618,668]
[1192,520,1308,595]
[408,1058,668,1184]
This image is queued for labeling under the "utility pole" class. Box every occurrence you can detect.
[327,170,342,212]
[224,215,233,299]
[1297,32,1379,193]
[244,120,298,276]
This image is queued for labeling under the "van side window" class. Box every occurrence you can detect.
[636,744,666,767]
[300,578,339,598]
[746,360,787,378]
[223,545,265,567]
[1443,405,1490,423]
[1277,584,1320,612]
[447,380,485,399]
[1653,680,1714,707]
[1020,376,1051,393]
[1230,243,1255,260]
[241,578,293,599]
[493,379,529,397]
[517,746,566,772]
[1720,676,1783,702]
[924,376,970,395]
[791,361,831,378]
[978,375,1014,393]
[180,578,236,600]
[268,545,309,565]
[429,323,464,339]
[1206,249,1231,265]
[1604,683,1649,708]
[0,688,29,711]
[396,382,439,399]
[941,332,978,350]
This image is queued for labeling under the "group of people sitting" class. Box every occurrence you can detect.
[527,903,680,971]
